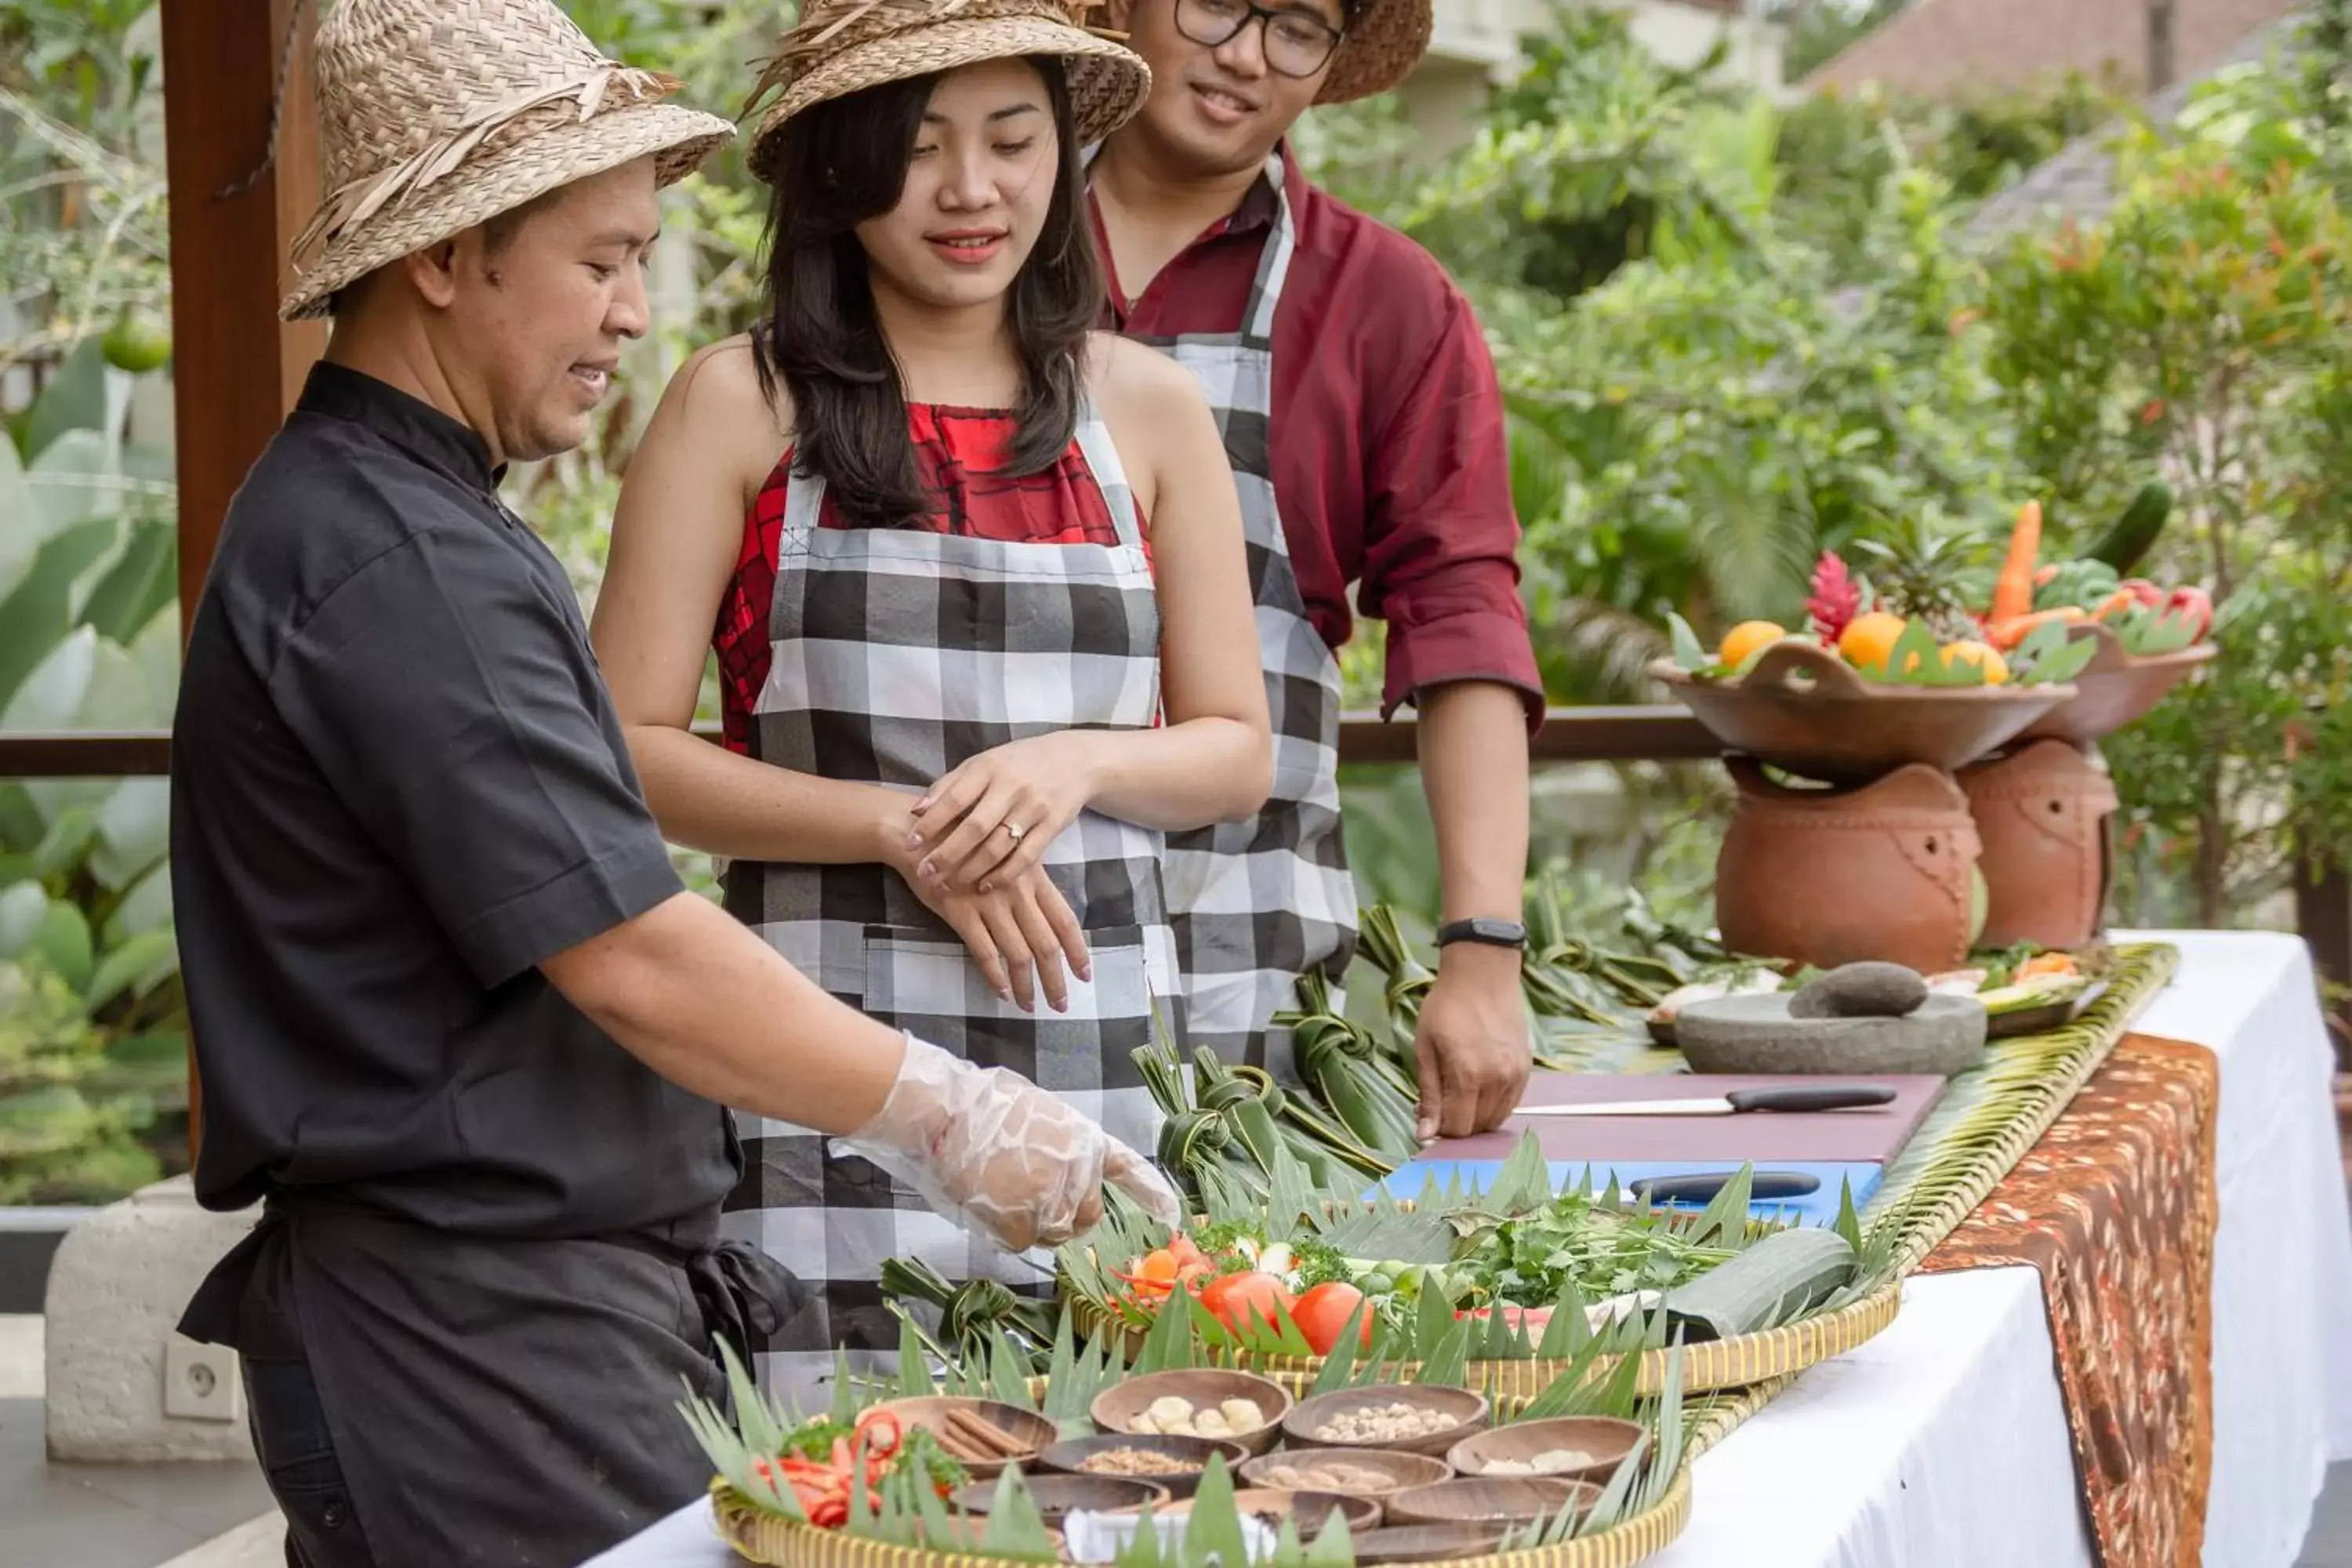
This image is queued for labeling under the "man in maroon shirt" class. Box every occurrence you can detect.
[1093,0,1539,1139]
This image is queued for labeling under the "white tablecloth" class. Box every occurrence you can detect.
[589,931,2352,1568]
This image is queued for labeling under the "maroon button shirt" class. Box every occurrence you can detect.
[1092,146,1543,728]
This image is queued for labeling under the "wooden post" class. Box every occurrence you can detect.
[158,0,325,1159]
[2147,0,2178,90]
[2296,858,2352,1068]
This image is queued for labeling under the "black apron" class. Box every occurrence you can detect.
[183,1199,800,1567]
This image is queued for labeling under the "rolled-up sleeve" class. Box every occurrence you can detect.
[1355,289,1544,729]
[268,528,684,987]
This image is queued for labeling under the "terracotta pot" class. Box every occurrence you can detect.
[1959,739,2117,950]
[1715,759,1981,975]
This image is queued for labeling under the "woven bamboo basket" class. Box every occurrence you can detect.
[1164,1279,1900,1403]
[711,1467,1694,1568]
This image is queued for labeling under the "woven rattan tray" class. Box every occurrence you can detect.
[711,1468,1694,1568]
[1199,1279,1900,1402]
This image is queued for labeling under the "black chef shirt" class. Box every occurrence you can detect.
[170,361,739,1240]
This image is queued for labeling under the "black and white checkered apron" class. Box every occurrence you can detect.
[1101,150,1358,1082]
[717,399,1176,1409]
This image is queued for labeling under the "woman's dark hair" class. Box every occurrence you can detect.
[750,56,1101,528]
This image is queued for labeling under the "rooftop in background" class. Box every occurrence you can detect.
[1802,0,2300,98]
[1964,8,2306,245]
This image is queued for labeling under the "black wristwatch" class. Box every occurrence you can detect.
[1436,917,1528,952]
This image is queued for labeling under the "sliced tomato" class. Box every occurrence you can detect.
[1458,1304,1554,1334]
[1199,1270,1294,1338]
[1290,1281,1370,1355]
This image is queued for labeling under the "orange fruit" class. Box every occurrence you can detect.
[1718,620,1787,670]
[1939,639,2009,684]
[1836,611,1908,671]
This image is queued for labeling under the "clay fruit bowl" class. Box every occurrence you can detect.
[1282,1385,1492,1459]
[1443,1417,1644,1488]
[1091,1369,1292,1457]
[1649,643,2072,784]
[2016,627,2216,746]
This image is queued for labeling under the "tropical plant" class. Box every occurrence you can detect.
[1982,96,2352,924]
[0,330,187,1201]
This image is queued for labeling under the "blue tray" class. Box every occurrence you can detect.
[1369,1159,1882,1229]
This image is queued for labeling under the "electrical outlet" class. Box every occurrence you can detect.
[162,1337,242,1424]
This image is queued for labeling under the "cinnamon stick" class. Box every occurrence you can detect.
[944,1408,1029,1459]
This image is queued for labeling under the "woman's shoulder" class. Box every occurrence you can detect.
[666,332,779,420]
[1084,332,1208,430]
[644,332,792,474]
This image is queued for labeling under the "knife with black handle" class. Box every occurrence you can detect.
[1631,1171,1824,1205]
[1515,1083,1899,1118]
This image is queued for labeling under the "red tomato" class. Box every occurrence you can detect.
[1200,1270,1294,1337]
[1290,1282,1370,1355]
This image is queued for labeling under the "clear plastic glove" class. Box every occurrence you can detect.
[837,1034,1181,1251]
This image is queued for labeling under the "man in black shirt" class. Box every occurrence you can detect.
[170,5,1176,1564]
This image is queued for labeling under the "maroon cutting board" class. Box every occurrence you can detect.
[1428,1073,1948,1163]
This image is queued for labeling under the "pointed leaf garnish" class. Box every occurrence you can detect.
[1666,611,1711,673]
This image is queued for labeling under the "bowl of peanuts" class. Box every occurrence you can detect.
[1280,1385,1492,1459]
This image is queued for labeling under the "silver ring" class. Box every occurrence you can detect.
[1003,822,1028,844]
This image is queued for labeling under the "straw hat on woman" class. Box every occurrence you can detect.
[590,0,1273,1406]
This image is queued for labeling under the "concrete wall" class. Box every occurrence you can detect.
[1621,0,1788,95]
[1414,0,1791,130]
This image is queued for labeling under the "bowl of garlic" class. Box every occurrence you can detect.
[1088,1369,1293,1457]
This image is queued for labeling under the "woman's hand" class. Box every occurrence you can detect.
[880,795,1091,1014]
[920,868,1092,1015]
[906,733,1102,895]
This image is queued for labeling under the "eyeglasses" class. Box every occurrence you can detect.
[1174,0,1345,80]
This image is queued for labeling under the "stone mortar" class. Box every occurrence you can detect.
[1675,992,1990,1076]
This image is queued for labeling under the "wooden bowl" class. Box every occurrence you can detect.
[1090,1369,1291,1457]
[1444,1417,1645,1487]
[1131,1488,1382,1537]
[1240,1450,1453,1523]
[1383,1476,1600,1529]
[862,1396,1056,1480]
[1350,1524,1511,1564]
[2016,631,2215,745]
[1037,1433,1250,1498]
[1650,644,2071,784]
[950,1473,1168,1525]
[1283,1385,1491,1459]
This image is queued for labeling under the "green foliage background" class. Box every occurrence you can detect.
[8,0,2352,1199]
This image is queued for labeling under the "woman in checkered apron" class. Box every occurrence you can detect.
[591,3,1271,1408]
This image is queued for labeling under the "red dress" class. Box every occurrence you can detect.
[713,404,1145,755]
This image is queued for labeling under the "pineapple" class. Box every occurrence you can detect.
[1853,521,1986,643]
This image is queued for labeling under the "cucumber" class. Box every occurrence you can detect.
[2086,480,2172,573]
[1662,1227,1856,1341]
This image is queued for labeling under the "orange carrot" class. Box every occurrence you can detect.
[1984,604,2085,651]
[1991,500,2042,625]
[2088,587,2141,622]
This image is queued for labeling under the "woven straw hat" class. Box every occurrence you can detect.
[1317,0,1432,104]
[281,0,737,321]
[744,1,1152,183]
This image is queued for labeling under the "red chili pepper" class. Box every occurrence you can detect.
[855,1408,902,1461]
